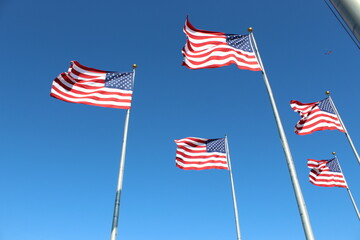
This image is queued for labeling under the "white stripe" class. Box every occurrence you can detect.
[176,147,207,154]
[176,152,226,160]
[68,71,105,81]
[183,46,257,62]
[51,88,131,107]
[186,36,225,45]
[55,74,132,96]
[52,83,132,102]
[310,180,347,187]
[296,122,343,133]
[297,119,342,129]
[183,45,257,59]
[174,138,207,145]
[70,62,107,78]
[183,56,259,69]
[184,24,224,39]
[310,171,345,179]
[291,103,315,116]
[65,73,104,87]
[176,160,228,168]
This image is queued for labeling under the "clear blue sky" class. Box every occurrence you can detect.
[1,1,359,240]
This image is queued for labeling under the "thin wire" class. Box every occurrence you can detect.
[323,0,360,49]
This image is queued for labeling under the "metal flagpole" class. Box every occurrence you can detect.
[110,64,137,240]
[326,91,360,165]
[224,135,242,240]
[248,28,315,240]
[332,152,360,220]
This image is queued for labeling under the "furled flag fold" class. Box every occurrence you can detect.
[307,158,347,188]
[51,61,133,109]
[290,97,344,135]
[174,137,228,170]
[182,18,261,70]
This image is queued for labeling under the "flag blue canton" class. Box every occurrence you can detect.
[105,72,133,90]
[225,34,254,52]
[206,138,226,153]
[318,97,335,114]
[326,158,341,172]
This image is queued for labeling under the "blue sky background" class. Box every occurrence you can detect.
[1,0,359,240]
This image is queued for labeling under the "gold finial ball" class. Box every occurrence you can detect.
[325,91,330,95]
[133,64,137,69]
[332,152,336,155]
[248,27,253,33]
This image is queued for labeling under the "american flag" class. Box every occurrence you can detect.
[174,137,228,170]
[182,18,261,70]
[308,158,347,188]
[290,97,344,135]
[51,61,133,109]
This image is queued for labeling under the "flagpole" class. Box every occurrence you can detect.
[224,135,242,240]
[326,91,360,165]
[332,152,360,220]
[248,29,315,240]
[110,64,137,240]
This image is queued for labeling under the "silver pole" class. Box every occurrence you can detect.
[327,92,360,165]
[110,64,137,240]
[346,188,360,220]
[248,29,315,240]
[331,152,360,220]
[224,136,242,240]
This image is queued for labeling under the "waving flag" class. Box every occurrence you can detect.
[174,137,228,170]
[182,18,261,70]
[307,158,347,188]
[290,97,344,135]
[51,61,133,109]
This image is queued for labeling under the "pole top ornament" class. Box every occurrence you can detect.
[248,27,253,33]
[326,90,330,95]
[133,64,137,69]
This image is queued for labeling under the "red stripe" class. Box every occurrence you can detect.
[306,109,341,120]
[290,100,318,107]
[296,117,342,129]
[176,157,227,165]
[184,18,225,36]
[53,78,132,97]
[184,27,226,41]
[179,137,207,143]
[53,76,101,92]
[185,40,227,48]
[309,174,346,183]
[176,163,228,170]
[184,55,259,67]
[183,47,258,60]
[70,68,105,80]
[71,61,107,74]
[182,61,261,71]
[51,85,132,104]
[176,141,206,148]
[296,114,342,128]
[176,145,206,153]
[309,181,347,188]
[57,73,104,90]
[50,92,131,109]
[176,151,226,160]
[185,34,226,41]
[296,126,344,135]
